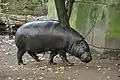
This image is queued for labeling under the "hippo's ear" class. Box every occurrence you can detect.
[75,40,81,44]
[75,39,85,44]
[80,38,85,42]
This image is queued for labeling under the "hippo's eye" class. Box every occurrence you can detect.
[79,42,86,48]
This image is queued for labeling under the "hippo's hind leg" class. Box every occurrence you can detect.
[59,50,74,66]
[27,51,40,62]
[17,49,26,65]
[49,50,58,65]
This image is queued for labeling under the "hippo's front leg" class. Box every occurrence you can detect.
[27,51,40,62]
[59,50,74,66]
[49,50,58,65]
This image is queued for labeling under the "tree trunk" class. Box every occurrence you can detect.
[65,0,74,20]
[54,0,70,27]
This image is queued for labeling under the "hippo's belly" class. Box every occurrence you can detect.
[24,31,65,52]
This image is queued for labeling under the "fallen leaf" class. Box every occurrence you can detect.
[55,67,64,71]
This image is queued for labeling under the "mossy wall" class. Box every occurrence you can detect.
[48,0,120,54]
[105,3,120,49]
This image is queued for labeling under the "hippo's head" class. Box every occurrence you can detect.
[69,39,92,63]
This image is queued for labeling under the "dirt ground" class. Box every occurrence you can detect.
[0,35,120,80]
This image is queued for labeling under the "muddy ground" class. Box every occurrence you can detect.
[0,35,120,80]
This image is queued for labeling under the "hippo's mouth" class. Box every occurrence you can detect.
[80,52,92,63]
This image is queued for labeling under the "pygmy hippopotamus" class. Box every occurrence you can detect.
[15,20,92,65]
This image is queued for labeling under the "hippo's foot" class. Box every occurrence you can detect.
[67,63,74,66]
[49,61,57,65]
[18,58,26,65]
[18,62,26,65]
[35,59,40,62]
[63,62,74,66]
[61,57,74,66]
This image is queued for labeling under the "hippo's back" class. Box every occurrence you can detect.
[24,20,59,28]
[15,20,61,42]
[15,20,65,52]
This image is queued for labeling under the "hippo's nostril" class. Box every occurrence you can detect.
[80,53,92,63]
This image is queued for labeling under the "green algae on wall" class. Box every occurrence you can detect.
[105,1,120,49]
[107,5,120,38]
[75,3,91,34]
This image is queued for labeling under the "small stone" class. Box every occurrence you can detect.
[12,44,16,47]
[26,59,30,62]
[55,71,60,74]
[31,59,35,62]
[40,67,45,70]
[33,71,36,74]
[2,49,6,51]
[68,67,72,69]
[107,68,111,70]
[97,68,101,71]
[60,71,64,74]
[40,58,45,60]
[13,67,18,71]
[36,65,39,68]
[68,77,71,79]
[44,66,47,68]
[8,77,12,79]
[118,69,120,72]
[75,73,78,75]
[5,52,9,55]
[47,68,52,71]
[116,64,118,66]
[97,65,102,68]
[86,66,89,69]
[42,73,45,75]
[107,76,110,79]
[96,62,99,64]
[38,77,43,80]
[9,66,13,68]
[103,72,106,74]
[1,45,4,48]
[17,77,21,80]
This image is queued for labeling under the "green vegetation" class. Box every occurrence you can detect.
[1,0,48,16]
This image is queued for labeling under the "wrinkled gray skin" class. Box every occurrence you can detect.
[15,20,92,66]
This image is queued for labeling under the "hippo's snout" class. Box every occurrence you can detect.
[80,52,92,63]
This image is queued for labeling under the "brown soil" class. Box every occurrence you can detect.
[0,35,120,80]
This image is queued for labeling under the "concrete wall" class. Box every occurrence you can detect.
[47,0,120,58]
